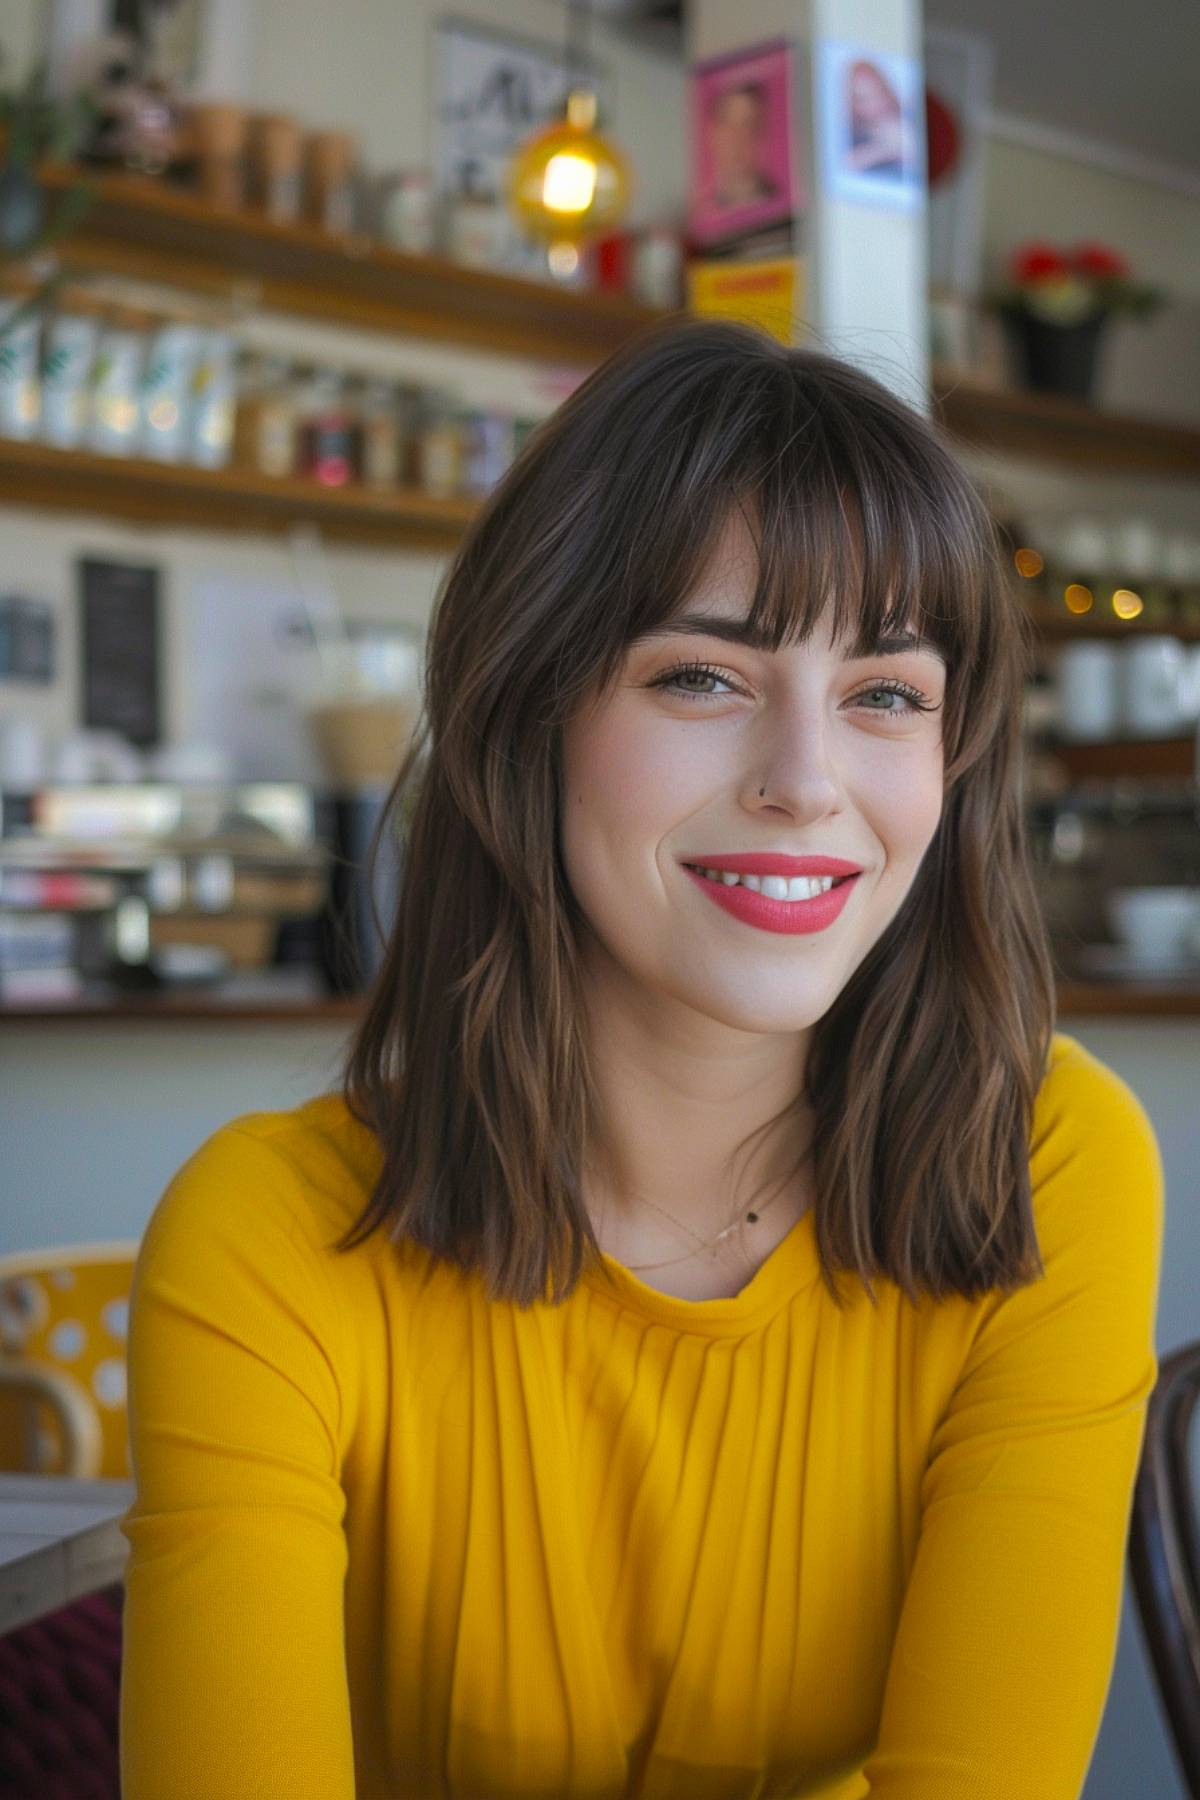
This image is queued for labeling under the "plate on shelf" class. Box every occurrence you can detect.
[1073,943,1200,980]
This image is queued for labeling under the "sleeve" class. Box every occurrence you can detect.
[118,1122,357,1800]
[858,1048,1166,1799]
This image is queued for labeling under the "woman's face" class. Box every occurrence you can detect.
[710,91,765,182]
[850,67,894,127]
[559,510,947,1036]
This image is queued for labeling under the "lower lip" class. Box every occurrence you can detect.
[682,865,860,935]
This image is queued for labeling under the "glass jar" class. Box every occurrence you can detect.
[233,349,296,476]
[415,389,463,497]
[356,375,402,487]
[297,366,359,486]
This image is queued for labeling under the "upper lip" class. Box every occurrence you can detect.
[681,853,863,877]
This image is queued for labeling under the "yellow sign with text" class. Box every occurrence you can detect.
[686,258,806,345]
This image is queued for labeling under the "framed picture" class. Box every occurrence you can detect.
[433,14,613,279]
[688,38,802,251]
[817,41,925,211]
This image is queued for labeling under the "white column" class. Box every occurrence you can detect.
[687,0,930,413]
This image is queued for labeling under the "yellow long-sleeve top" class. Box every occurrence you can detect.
[119,1028,1164,1799]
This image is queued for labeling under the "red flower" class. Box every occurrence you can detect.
[1070,241,1129,279]
[1009,242,1070,283]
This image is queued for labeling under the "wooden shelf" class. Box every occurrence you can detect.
[0,437,478,548]
[931,359,1200,480]
[1023,606,1200,643]
[6,977,1200,1020]
[1039,733,1196,784]
[37,163,668,365]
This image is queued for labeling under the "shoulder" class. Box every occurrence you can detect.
[1028,1028,1164,1280]
[137,1091,385,1296]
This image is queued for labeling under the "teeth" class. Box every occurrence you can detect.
[695,867,840,902]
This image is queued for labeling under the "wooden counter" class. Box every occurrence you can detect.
[3,972,1200,1020]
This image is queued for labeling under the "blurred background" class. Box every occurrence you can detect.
[0,3,1196,1793]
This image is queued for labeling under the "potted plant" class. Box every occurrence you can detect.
[984,240,1164,404]
[0,55,96,336]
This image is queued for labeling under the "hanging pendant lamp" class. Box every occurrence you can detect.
[507,0,632,280]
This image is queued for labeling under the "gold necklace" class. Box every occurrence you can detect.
[588,1171,788,1274]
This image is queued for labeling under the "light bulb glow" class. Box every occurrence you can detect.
[1064,584,1093,614]
[542,152,597,214]
[1111,588,1144,619]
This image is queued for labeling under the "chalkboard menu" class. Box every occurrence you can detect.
[79,558,162,747]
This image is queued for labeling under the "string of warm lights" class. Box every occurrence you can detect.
[1012,543,1147,621]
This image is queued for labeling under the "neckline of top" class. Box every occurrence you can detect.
[578,1205,822,1335]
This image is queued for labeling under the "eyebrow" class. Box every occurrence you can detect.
[635,613,947,665]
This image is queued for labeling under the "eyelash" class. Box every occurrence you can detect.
[648,660,939,719]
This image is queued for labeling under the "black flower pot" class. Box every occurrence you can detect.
[1000,307,1109,403]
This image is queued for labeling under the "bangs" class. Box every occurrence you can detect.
[606,354,988,684]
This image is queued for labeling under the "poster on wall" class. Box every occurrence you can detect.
[816,41,925,211]
[433,15,613,280]
[688,38,803,255]
[687,256,806,346]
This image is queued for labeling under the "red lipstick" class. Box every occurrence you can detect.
[680,859,862,936]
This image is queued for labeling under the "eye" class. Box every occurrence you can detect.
[647,660,940,720]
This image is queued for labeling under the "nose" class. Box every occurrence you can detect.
[744,710,842,816]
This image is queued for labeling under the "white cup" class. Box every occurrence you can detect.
[1055,643,1120,741]
[1119,636,1190,737]
[1106,887,1200,966]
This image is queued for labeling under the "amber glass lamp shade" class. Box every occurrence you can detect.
[507,89,631,258]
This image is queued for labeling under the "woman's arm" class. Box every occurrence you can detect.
[858,1050,1164,1797]
[119,1123,357,1799]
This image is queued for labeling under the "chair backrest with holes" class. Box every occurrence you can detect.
[0,1242,140,1479]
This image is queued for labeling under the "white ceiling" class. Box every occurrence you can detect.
[592,0,1199,182]
[925,0,1199,178]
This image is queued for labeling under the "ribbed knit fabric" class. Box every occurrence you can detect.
[118,1029,1163,1799]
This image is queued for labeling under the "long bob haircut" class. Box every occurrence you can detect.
[332,315,1057,1313]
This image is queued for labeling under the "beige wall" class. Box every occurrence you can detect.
[1,4,1197,762]
[242,0,685,232]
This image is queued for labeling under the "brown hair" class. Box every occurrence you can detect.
[331,315,1056,1312]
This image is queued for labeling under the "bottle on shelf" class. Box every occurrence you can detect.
[296,364,359,486]
[233,348,297,477]
[0,275,42,441]
[414,388,463,498]
[188,326,239,468]
[354,374,402,488]
[39,286,104,450]
[88,305,153,456]
[141,312,205,463]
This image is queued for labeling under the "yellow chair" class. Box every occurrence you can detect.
[0,1241,140,1479]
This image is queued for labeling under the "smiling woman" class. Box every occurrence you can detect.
[119,317,1163,1800]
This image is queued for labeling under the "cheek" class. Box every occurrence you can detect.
[562,710,704,835]
[859,748,944,851]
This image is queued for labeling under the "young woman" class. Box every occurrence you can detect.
[119,317,1164,1799]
